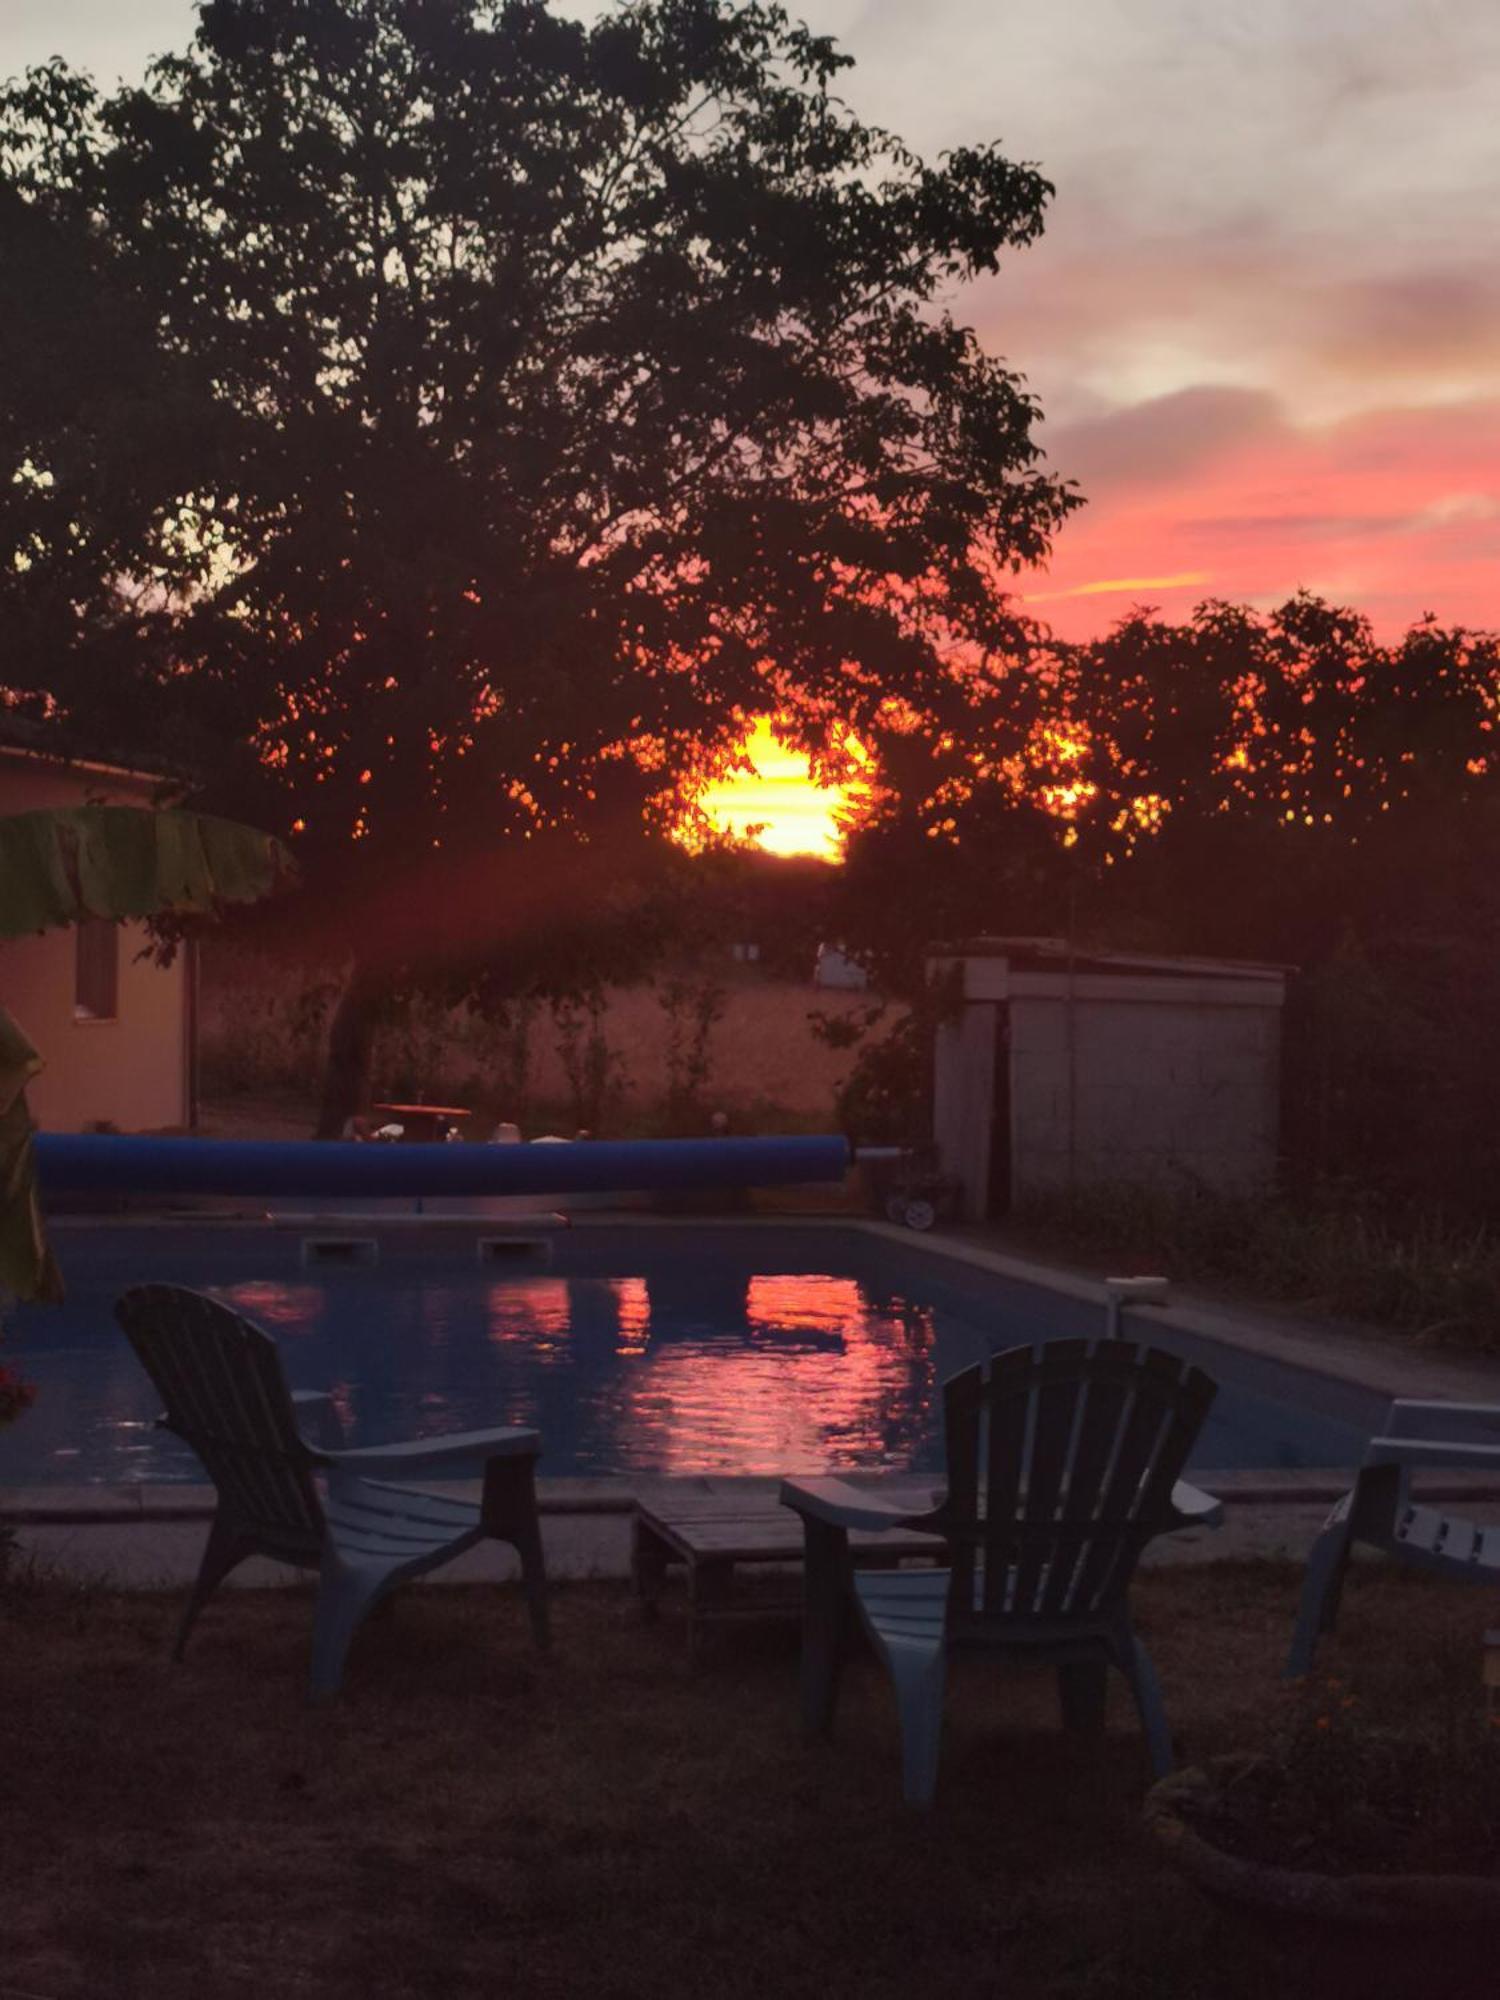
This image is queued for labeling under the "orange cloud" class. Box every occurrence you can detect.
[1027,570,1211,603]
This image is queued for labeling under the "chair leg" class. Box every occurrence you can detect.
[1118,1635,1174,1781]
[1057,1659,1109,1737]
[512,1511,550,1653]
[882,1636,948,1809]
[309,1564,383,1703]
[482,1453,549,1651]
[800,1519,853,1739]
[1285,1519,1354,1678]
[633,1518,671,1622]
[173,1517,253,1661]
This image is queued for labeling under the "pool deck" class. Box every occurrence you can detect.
[12,1470,1500,1592]
[854,1217,1500,1406]
[10,1211,1500,1589]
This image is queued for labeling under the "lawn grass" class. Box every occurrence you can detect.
[2,1560,1496,1999]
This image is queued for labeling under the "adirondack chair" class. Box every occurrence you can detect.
[116,1283,549,1698]
[1286,1398,1500,1677]
[781,1338,1222,1807]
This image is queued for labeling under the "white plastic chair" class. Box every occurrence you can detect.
[782,1338,1223,1807]
[1286,1398,1500,1676]
[116,1283,548,1698]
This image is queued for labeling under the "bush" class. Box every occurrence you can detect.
[808,959,961,1147]
[199,970,335,1095]
[550,993,631,1135]
[824,1005,929,1144]
[657,975,728,1133]
[473,996,540,1125]
[1013,1181,1500,1350]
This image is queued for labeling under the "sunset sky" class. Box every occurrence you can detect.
[5,0,1497,855]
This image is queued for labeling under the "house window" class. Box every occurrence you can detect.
[74,917,119,1022]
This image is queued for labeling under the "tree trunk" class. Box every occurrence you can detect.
[315,960,382,1139]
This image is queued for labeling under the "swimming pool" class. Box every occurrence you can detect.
[1,1222,1384,1484]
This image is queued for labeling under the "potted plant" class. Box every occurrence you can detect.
[1145,1673,1500,1986]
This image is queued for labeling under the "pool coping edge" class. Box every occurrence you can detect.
[12,1468,1500,1528]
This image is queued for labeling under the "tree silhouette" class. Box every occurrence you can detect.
[1,0,1077,1130]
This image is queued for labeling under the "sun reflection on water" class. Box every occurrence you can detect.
[218,1281,324,1328]
[485,1277,574,1367]
[193,1266,940,1477]
[613,1277,650,1357]
[600,1272,937,1476]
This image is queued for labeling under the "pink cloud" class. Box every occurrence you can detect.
[1019,396,1500,639]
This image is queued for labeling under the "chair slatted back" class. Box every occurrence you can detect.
[116,1284,324,1551]
[933,1338,1216,1632]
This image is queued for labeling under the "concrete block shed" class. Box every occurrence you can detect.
[927,938,1288,1220]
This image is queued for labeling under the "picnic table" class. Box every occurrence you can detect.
[632,1480,944,1663]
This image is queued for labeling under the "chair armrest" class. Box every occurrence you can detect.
[1386,1400,1500,1444]
[1366,1436,1500,1474]
[290,1390,344,1452]
[780,1476,936,1534]
[324,1426,540,1477]
[1167,1479,1224,1531]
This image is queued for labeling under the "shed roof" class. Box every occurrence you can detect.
[928,936,1293,980]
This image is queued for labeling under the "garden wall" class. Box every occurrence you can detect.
[197,946,883,1135]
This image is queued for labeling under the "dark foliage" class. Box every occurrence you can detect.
[830,595,1500,1214]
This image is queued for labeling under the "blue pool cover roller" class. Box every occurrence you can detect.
[35,1131,851,1199]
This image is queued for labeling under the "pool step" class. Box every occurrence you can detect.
[299,1235,379,1268]
[477,1235,553,1266]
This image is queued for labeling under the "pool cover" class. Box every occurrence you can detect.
[35,1131,850,1200]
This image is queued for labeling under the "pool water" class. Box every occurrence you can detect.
[1,1223,1383,1485]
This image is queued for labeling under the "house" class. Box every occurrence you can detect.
[927,937,1288,1219]
[0,739,196,1133]
[812,943,869,991]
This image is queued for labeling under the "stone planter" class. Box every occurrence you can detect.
[1145,1755,1500,1989]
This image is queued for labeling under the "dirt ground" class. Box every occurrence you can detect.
[3,1558,1497,2000]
